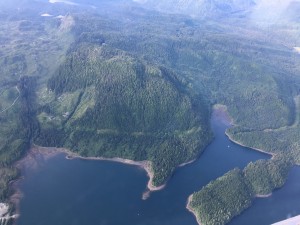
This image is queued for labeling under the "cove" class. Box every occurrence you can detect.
[229,166,300,225]
[17,113,274,225]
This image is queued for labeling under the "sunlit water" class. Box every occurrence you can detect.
[17,114,300,225]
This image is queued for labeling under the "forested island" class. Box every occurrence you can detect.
[187,155,293,225]
[0,0,300,224]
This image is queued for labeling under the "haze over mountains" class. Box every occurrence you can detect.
[131,0,299,21]
[1,0,299,24]
[133,0,255,17]
[1,0,300,224]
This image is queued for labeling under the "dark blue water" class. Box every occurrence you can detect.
[18,114,293,225]
[229,166,300,225]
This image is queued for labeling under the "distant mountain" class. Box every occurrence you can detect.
[133,0,256,17]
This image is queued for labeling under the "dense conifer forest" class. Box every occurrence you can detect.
[0,0,300,224]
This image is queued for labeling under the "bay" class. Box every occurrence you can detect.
[229,166,300,225]
[17,114,277,225]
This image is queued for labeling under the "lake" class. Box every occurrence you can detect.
[16,113,299,225]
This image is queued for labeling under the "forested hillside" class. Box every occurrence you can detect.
[36,42,212,186]
[0,0,300,224]
[0,4,74,222]
[188,156,293,225]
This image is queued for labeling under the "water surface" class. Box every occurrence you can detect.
[17,114,284,225]
[229,166,300,225]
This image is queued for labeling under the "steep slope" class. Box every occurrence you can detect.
[36,43,212,187]
[0,1,300,224]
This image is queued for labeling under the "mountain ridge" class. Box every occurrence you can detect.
[133,0,256,17]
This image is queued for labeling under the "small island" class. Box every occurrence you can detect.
[187,155,292,225]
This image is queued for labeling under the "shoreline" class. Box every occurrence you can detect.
[186,195,202,225]
[9,145,168,222]
[178,158,196,167]
[10,105,278,225]
[18,146,166,192]
[225,132,275,158]
[62,148,166,192]
[212,104,234,126]
[185,105,276,225]
[256,193,272,198]
[214,103,275,158]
